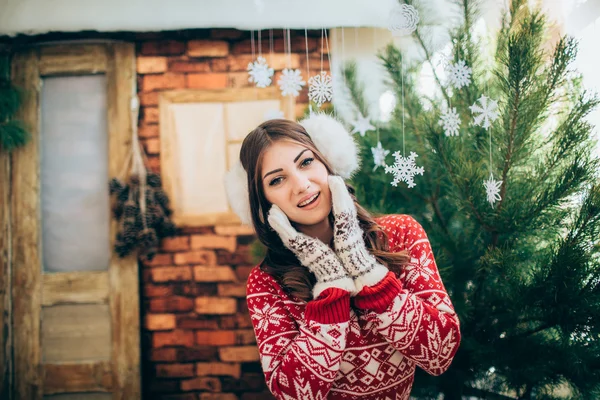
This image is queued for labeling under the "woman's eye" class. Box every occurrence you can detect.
[269,177,282,186]
[301,157,314,167]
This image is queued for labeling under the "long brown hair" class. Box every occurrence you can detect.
[240,118,409,301]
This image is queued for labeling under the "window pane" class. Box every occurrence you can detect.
[40,75,110,273]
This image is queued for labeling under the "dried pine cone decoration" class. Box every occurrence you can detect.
[147,173,162,188]
[109,178,125,195]
[123,200,138,218]
[154,189,170,210]
[156,217,177,237]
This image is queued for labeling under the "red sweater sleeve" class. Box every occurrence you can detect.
[353,215,461,376]
[246,266,351,399]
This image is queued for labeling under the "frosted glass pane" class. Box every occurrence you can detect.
[40,75,110,273]
[170,103,229,215]
[226,100,282,141]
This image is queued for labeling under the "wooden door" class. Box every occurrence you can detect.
[4,43,140,400]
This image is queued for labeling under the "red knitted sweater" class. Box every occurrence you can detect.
[246,214,461,399]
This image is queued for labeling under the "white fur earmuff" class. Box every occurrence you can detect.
[224,113,360,226]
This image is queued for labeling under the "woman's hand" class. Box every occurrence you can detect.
[267,204,356,298]
[328,176,389,292]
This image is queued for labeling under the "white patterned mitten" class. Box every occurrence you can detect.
[268,204,356,298]
[328,176,389,292]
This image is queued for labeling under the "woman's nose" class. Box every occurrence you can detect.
[292,173,311,195]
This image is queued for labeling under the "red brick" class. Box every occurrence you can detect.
[148,379,179,393]
[141,40,186,56]
[161,236,190,252]
[194,266,236,282]
[144,137,160,155]
[138,123,159,138]
[156,363,195,378]
[145,313,176,331]
[143,106,159,123]
[187,73,228,89]
[195,330,236,346]
[143,73,185,91]
[169,59,211,73]
[139,91,159,106]
[153,329,195,348]
[174,250,216,265]
[195,297,237,315]
[177,346,217,362]
[178,317,220,330]
[143,283,173,298]
[234,329,256,345]
[219,346,260,362]
[272,36,318,53]
[151,266,193,283]
[137,56,168,74]
[214,225,255,236]
[226,72,251,89]
[147,156,160,173]
[181,377,221,392]
[149,296,194,313]
[235,265,255,280]
[191,235,236,252]
[219,313,253,330]
[143,252,172,267]
[149,347,177,362]
[188,40,229,57]
[210,29,244,40]
[217,283,246,297]
[227,54,300,72]
[196,363,241,379]
[210,58,230,72]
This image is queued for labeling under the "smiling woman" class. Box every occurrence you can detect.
[224,113,461,400]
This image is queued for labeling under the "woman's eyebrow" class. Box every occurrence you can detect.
[263,149,311,180]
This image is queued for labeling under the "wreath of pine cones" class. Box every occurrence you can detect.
[109,172,177,260]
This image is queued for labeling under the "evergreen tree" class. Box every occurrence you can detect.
[0,53,30,153]
[344,0,600,398]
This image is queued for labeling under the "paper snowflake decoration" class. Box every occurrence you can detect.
[371,141,390,171]
[439,107,461,137]
[447,60,472,89]
[308,71,333,107]
[264,109,284,121]
[483,173,502,206]
[278,68,305,97]
[384,151,424,188]
[470,95,499,129]
[351,114,375,137]
[247,56,274,88]
[388,4,420,36]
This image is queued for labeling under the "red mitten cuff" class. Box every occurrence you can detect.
[352,272,402,313]
[305,287,351,324]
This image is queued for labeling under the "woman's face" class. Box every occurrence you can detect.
[261,140,331,227]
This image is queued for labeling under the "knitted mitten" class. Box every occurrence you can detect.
[268,204,356,298]
[328,176,389,293]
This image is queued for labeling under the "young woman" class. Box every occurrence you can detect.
[225,113,460,399]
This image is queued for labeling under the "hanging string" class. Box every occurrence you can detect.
[251,30,255,60]
[402,57,405,156]
[304,28,310,80]
[258,29,262,58]
[320,28,325,73]
[287,28,292,69]
[269,28,274,65]
[374,27,380,143]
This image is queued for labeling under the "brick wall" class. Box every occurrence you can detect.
[137,29,329,400]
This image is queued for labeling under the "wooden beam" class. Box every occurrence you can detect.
[43,362,112,394]
[42,271,109,306]
[0,132,12,398]
[39,45,108,76]
[11,49,42,400]
[106,42,140,400]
